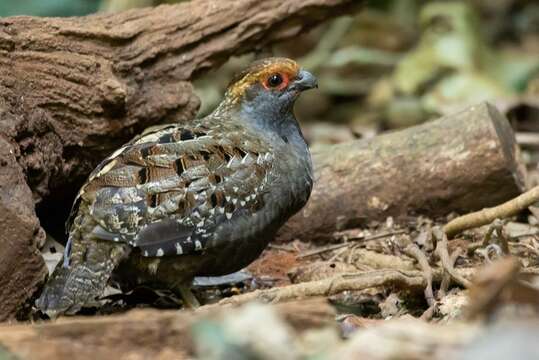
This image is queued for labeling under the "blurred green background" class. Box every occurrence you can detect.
[2,0,538,148]
[0,0,98,17]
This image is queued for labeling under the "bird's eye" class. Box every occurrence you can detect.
[267,74,283,88]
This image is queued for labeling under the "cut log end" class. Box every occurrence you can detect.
[486,103,528,191]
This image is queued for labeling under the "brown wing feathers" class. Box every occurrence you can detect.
[69,120,273,257]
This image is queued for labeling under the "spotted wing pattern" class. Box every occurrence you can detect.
[68,118,274,257]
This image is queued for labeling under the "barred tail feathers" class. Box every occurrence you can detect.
[36,235,129,318]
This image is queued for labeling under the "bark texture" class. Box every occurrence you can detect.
[0,299,335,360]
[277,102,527,242]
[0,138,48,322]
[0,0,361,321]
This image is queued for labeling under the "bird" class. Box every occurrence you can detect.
[36,57,317,317]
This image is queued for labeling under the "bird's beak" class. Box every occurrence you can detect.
[294,69,318,91]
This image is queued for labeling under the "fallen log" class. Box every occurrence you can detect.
[277,102,527,242]
[0,299,335,360]
[0,0,361,321]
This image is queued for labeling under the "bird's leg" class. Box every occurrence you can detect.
[177,285,201,309]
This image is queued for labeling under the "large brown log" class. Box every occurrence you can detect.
[277,102,527,243]
[0,138,48,323]
[0,0,361,321]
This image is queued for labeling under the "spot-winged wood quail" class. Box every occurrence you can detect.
[36,57,317,317]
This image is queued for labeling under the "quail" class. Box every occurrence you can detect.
[36,57,317,317]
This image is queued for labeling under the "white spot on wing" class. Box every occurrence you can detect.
[93,159,118,179]
[175,243,183,255]
[106,146,128,161]
[156,248,164,257]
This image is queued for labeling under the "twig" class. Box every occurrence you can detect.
[467,219,510,256]
[404,244,435,307]
[297,243,351,259]
[487,219,510,254]
[433,228,472,288]
[204,270,426,308]
[327,246,351,263]
[516,132,539,148]
[420,304,437,321]
[512,231,539,239]
[268,244,296,252]
[439,248,462,298]
[297,230,407,259]
[444,186,539,238]
[345,230,408,242]
[346,243,361,264]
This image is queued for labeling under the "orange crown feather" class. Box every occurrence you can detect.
[226,58,300,102]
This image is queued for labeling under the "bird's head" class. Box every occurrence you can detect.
[223,58,318,126]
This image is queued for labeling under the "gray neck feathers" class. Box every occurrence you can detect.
[238,97,313,213]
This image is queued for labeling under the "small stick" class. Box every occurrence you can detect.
[420,304,436,321]
[345,230,407,242]
[439,248,462,298]
[204,270,426,308]
[467,219,510,255]
[434,228,471,288]
[268,244,296,252]
[516,132,539,148]
[495,221,511,255]
[297,230,407,259]
[444,186,539,238]
[326,246,351,263]
[297,243,351,259]
[511,231,539,239]
[346,243,360,264]
[404,244,435,307]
